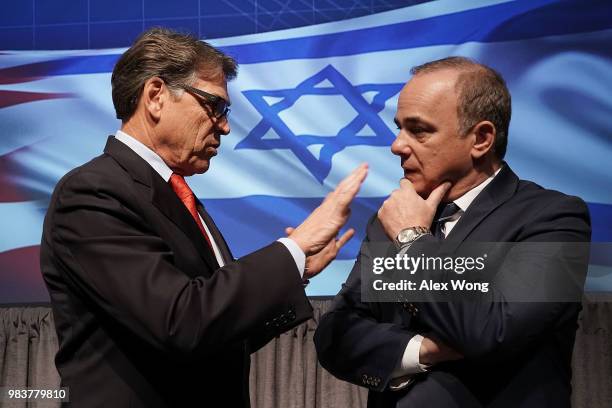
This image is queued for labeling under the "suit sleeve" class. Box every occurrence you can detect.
[314,216,419,391]
[45,169,312,358]
[413,195,591,362]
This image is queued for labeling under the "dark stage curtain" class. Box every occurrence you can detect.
[1,297,610,407]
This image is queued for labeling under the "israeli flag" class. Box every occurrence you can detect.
[0,0,611,302]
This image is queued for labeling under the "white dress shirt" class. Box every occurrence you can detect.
[391,167,502,388]
[114,130,305,276]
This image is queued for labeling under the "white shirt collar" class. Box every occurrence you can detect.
[453,166,503,213]
[114,132,229,267]
[114,130,173,182]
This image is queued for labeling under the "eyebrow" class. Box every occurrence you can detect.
[394,116,435,128]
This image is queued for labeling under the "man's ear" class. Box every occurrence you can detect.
[141,77,165,121]
[470,121,496,159]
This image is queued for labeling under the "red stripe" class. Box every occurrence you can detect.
[0,61,42,84]
[0,245,49,304]
[0,143,48,202]
[0,89,72,109]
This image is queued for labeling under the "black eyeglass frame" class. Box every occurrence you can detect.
[178,83,231,119]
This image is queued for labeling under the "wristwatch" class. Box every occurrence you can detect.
[394,226,431,249]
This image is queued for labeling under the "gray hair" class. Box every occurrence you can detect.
[111,27,238,121]
[411,56,511,159]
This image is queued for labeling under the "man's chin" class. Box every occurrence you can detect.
[412,182,438,199]
[189,158,212,175]
[404,176,428,197]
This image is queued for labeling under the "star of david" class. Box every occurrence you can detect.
[236,65,403,183]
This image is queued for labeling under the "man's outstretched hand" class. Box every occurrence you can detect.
[286,227,354,279]
[289,164,368,258]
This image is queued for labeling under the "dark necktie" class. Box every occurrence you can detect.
[169,173,213,249]
[432,202,460,238]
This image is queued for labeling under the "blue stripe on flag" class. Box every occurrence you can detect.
[205,196,612,262]
[221,0,612,63]
[588,202,612,243]
[205,196,384,260]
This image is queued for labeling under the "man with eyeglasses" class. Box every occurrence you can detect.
[40,28,367,407]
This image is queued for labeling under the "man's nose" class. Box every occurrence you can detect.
[216,117,231,135]
[391,133,410,156]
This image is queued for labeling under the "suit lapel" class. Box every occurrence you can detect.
[197,201,234,264]
[103,136,218,271]
[443,164,519,252]
[150,177,219,270]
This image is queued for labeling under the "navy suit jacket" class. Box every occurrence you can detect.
[314,165,591,407]
[40,136,313,407]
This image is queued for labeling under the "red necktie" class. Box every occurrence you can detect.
[169,173,213,249]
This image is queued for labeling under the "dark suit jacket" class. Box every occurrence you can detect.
[314,165,591,407]
[40,136,313,407]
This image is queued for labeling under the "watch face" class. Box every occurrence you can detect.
[398,229,417,243]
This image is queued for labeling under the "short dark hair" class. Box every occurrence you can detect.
[111,27,238,121]
[411,56,511,159]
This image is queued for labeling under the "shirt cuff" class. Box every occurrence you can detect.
[392,334,430,377]
[277,238,306,279]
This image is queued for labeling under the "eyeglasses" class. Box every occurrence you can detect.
[178,83,231,119]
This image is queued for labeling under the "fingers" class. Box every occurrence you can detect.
[336,228,355,249]
[426,182,452,207]
[335,163,368,195]
[399,178,415,190]
[344,163,369,184]
[285,227,295,235]
[336,165,368,198]
[293,164,366,257]
[324,163,368,208]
